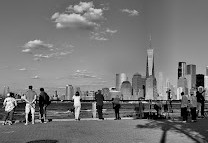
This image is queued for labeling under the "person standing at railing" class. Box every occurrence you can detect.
[72,91,81,121]
[181,92,188,123]
[2,92,17,125]
[95,90,104,120]
[112,95,121,120]
[189,90,197,122]
[23,85,37,125]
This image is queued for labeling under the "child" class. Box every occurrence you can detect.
[181,92,188,123]
[2,92,17,125]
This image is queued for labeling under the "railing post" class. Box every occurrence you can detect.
[92,102,96,118]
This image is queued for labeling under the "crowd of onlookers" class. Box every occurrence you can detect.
[2,85,50,125]
[1,85,207,125]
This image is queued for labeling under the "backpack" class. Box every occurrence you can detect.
[44,93,51,105]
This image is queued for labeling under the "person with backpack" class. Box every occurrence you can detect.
[39,88,50,123]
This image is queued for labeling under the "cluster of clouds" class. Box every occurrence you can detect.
[121,9,139,16]
[51,1,104,30]
[21,40,74,61]
[51,1,139,41]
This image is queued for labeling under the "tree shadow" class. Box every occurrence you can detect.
[136,119,208,143]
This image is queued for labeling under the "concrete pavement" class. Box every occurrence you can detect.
[0,117,208,143]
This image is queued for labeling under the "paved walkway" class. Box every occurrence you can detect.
[0,118,208,143]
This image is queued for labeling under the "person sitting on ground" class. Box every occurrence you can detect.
[2,92,17,125]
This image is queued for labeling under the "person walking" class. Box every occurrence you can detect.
[189,90,197,122]
[2,92,17,125]
[112,95,121,120]
[39,88,50,123]
[23,85,37,125]
[181,92,188,123]
[72,91,81,121]
[95,90,104,120]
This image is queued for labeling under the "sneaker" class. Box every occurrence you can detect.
[25,123,28,125]
[182,121,187,123]
[32,122,35,125]
[191,120,194,122]
[2,122,6,125]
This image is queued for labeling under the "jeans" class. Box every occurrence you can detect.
[3,109,14,122]
[190,107,197,120]
[181,107,187,121]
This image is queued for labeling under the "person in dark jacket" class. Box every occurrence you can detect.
[95,90,104,120]
[39,88,50,123]
[112,95,121,120]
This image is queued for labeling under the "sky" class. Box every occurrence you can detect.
[0,0,208,94]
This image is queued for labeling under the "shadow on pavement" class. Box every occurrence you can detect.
[26,139,58,143]
[136,119,208,143]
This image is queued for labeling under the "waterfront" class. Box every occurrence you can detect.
[0,101,207,121]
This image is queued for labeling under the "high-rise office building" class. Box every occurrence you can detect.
[120,81,132,100]
[196,74,204,88]
[178,62,186,79]
[132,73,143,95]
[145,35,157,99]
[116,73,128,91]
[157,72,166,99]
[146,49,154,78]
[186,64,196,88]
[204,66,208,100]
[65,84,74,100]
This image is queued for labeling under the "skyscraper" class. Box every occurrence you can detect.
[65,84,74,100]
[204,66,208,100]
[132,73,142,95]
[120,81,132,100]
[116,73,128,91]
[178,62,186,79]
[146,49,154,78]
[186,64,196,88]
[196,74,204,88]
[157,72,166,98]
[145,35,157,100]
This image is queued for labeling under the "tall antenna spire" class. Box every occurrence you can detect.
[149,33,152,49]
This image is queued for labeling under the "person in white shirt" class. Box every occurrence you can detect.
[2,92,17,125]
[72,91,81,121]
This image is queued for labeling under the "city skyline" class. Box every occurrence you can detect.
[1,0,208,93]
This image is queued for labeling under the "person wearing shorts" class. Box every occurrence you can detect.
[23,85,37,125]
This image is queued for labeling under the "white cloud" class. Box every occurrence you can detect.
[106,28,117,34]
[23,40,53,50]
[121,9,139,16]
[32,75,40,79]
[21,40,74,61]
[51,1,104,30]
[67,2,93,13]
[19,68,27,71]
